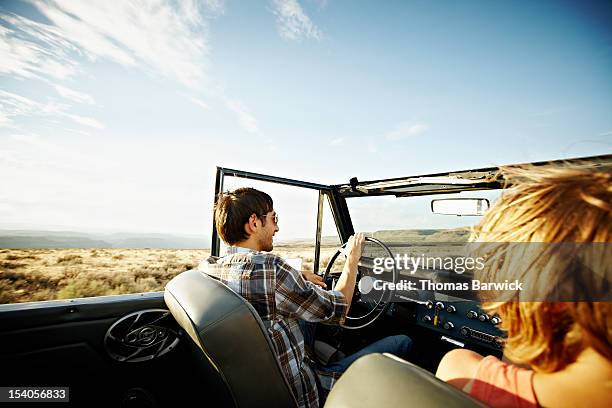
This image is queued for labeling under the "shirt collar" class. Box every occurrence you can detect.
[223,245,259,256]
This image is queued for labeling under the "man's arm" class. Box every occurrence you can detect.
[274,233,365,324]
[302,270,326,288]
[331,233,364,312]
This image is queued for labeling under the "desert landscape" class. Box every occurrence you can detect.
[0,243,344,305]
[0,229,467,305]
[0,248,206,304]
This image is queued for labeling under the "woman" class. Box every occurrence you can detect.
[436,163,611,407]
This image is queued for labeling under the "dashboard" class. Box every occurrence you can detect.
[413,299,504,351]
[352,251,506,353]
[386,298,504,352]
[386,283,505,353]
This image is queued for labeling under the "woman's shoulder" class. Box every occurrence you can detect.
[471,355,538,408]
[436,349,486,390]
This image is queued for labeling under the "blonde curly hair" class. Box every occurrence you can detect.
[470,162,611,372]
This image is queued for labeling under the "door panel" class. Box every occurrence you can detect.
[0,293,224,407]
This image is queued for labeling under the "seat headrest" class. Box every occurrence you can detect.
[324,353,484,408]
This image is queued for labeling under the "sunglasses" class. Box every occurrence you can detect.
[259,212,278,224]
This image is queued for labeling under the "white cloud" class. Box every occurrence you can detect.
[54,84,95,104]
[0,90,39,108]
[0,91,104,130]
[270,0,323,41]
[43,101,105,129]
[384,122,429,141]
[189,96,210,111]
[1,0,212,87]
[598,130,612,137]
[34,3,136,67]
[1,1,216,130]
[34,0,210,87]
[224,98,259,133]
[62,113,105,129]
[0,17,79,80]
[330,137,345,146]
[0,90,39,128]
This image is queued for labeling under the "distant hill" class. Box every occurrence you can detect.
[369,228,470,243]
[0,228,469,249]
[0,230,210,249]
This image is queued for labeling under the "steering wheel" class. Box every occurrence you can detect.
[322,236,398,329]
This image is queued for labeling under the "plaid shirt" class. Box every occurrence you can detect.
[198,246,348,408]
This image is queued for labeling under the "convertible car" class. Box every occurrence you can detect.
[0,154,610,407]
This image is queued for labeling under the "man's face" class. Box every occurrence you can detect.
[257,210,279,252]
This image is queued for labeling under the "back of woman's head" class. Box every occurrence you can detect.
[471,162,611,372]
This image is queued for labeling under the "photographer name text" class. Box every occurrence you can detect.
[372,279,524,291]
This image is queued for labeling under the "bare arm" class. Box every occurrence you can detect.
[333,233,365,311]
[436,348,484,393]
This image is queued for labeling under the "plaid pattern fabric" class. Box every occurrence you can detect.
[198,246,348,408]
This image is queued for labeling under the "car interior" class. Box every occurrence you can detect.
[0,154,609,407]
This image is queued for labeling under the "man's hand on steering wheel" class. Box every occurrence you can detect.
[346,233,365,265]
[323,233,397,329]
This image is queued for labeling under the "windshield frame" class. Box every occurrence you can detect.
[212,154,611,271]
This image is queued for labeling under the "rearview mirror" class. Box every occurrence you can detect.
[431,198,490,216]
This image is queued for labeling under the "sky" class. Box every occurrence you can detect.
[1,0,611,241]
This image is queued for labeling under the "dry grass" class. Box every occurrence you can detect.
[0,244,344,304]
[0,248,208,304]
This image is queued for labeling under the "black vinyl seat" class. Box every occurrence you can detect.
[324,353,484,408]
[164,269,297,408]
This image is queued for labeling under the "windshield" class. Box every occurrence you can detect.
[347,190,503,243]
[345,189,503,301]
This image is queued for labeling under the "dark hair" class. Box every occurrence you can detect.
[214,187,273,245]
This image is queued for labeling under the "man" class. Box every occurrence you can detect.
[200,187,411,408]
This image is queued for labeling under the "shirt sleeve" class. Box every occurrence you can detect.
[274,257,348,325]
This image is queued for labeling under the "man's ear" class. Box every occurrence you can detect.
[244,213,258,235]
